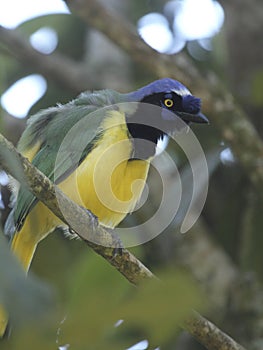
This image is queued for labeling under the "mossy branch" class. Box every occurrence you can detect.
[0,133,246,349]
[184,312,246,350]
[0,133,153,284]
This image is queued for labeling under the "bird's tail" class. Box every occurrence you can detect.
[10,228,38,271]
[0,225,38,337]
[0,307,8,338]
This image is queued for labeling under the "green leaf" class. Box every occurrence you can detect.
[0,231,53,330]
[120,269,205,345]
[59,253,205,348]
[58,251,131,349]
[1,248,205,349]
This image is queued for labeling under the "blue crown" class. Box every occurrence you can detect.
[127,78,191,101]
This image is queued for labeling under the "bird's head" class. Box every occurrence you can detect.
[125,78,209,159]
[127,78,208,126]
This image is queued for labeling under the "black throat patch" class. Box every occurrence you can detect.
[126,101,166,160]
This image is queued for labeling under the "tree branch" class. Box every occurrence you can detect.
[65,0,263,190]
[0,25,91,94]
[0,133,153,284]
[1,11,263,188]
[0,132,246,350]
[0,4,253,348]
[184,312,246,350]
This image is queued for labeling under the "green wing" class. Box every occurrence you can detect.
[6,89,123,235]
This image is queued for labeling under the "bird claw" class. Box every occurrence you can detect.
[105,228,124,257]
[112,246,124,258]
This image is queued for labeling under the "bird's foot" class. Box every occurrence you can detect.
[106,228,124,257]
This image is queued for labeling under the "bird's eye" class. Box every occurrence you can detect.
[164,98,174,108]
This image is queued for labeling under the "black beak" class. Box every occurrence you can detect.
[177,111,209,124]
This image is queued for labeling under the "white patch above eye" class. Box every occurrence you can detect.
[172,88,191,96]
[155,135,169,156]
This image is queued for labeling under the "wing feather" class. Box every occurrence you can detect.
[6,89,123,235]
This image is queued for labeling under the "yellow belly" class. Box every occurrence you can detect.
[59,110,150,227]
[10,109,150,269]
[0,110,151,337]
[17,110,150,238]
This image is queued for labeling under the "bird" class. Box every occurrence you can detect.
[0,78,208,336]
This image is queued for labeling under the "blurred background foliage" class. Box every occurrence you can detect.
[0,0,262,349]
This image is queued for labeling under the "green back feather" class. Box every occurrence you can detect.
[6,89,125,235]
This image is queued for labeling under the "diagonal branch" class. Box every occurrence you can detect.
[184,312,246,350]
[0,133,153,285]
[0,25,91,94]
[0,132,246,350]
[65,0,263,190]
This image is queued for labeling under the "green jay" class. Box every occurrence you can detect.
[0,78,208,336]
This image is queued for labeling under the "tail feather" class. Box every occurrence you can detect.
[10,231,38,272]
[0,307,8,338]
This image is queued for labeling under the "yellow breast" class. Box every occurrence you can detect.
[59,110,150,228]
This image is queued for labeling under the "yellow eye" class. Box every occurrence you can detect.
[164,98,174,108]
